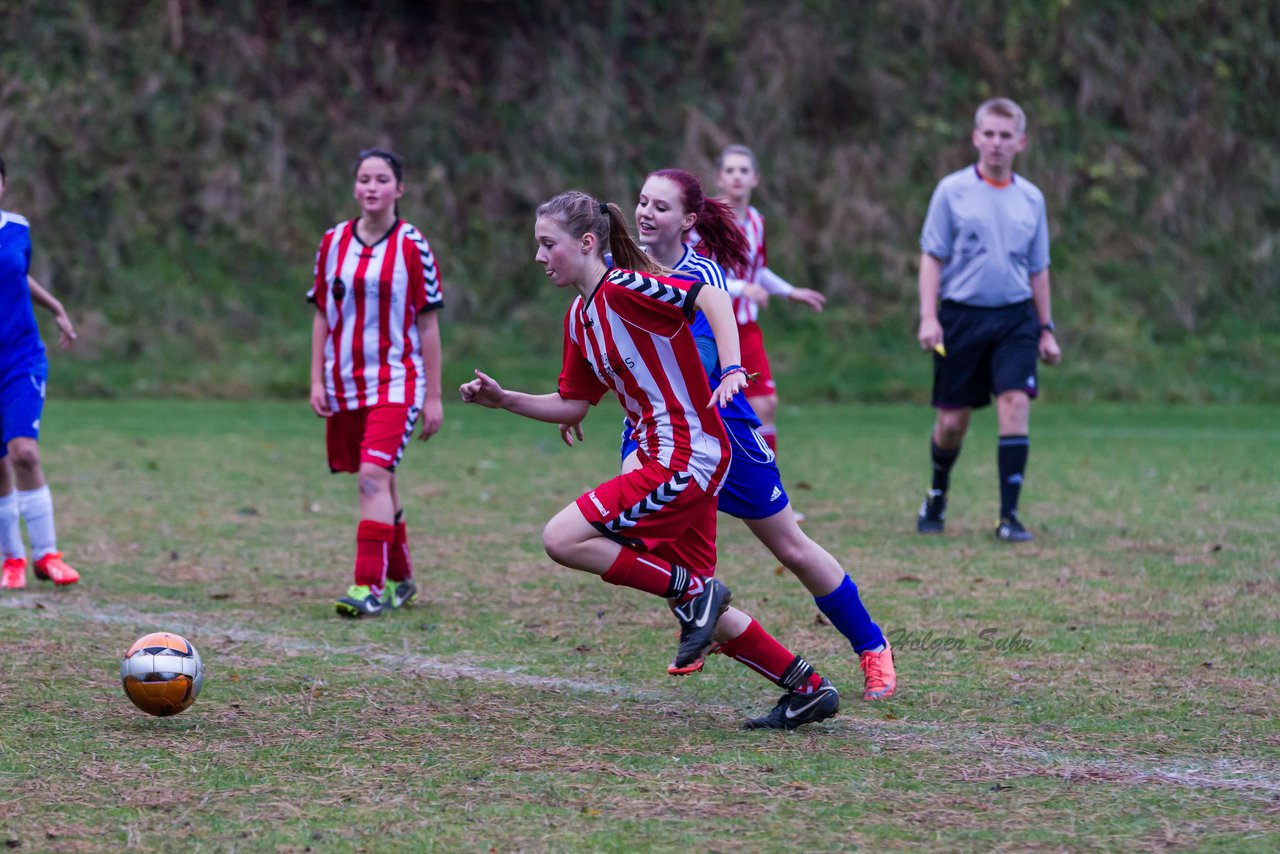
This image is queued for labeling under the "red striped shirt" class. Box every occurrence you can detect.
[558,269,730,493]
[308,219,443,411]
[731,205,767,325]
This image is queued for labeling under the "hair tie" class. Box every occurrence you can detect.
[599,202,609,216]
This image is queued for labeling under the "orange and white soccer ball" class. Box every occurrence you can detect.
[120,632,203,717]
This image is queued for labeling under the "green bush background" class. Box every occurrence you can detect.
[2,0,1276,402]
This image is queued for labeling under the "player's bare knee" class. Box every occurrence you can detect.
[357,470,389,498]
[7,441,41,475]
[541,519,575,564]
[769,530,812,572]
[935,410,970,445]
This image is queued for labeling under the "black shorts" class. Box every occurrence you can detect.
[932,300,1039,410]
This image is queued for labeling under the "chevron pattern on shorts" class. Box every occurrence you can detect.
[606,471,693,533]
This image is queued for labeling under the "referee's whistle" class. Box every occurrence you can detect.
[933,343,947,357]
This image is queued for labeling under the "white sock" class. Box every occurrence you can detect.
[17,486,57,560]
[0,491,24,560]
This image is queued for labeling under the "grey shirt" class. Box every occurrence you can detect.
[920,165,1050,307]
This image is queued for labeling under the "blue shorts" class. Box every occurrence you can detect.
[0,367,47,456]
[621,418,788,521]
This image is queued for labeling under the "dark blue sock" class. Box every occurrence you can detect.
[998,435,1029,517]
[814,575,885,653]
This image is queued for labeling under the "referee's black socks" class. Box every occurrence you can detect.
[930,439,962,494]
[997,435,1030,518]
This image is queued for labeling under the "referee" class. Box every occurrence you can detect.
[915,98,1061,542]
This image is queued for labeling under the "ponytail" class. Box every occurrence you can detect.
[689,197,749,279]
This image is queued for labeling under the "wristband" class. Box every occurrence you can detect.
[720,364,748,380]
[1041,321,1056,333]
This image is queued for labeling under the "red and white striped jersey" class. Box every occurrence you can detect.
[308,218,443,411]
[732,205,767,325]
[558,268,730,493]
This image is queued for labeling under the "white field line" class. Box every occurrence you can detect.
[6,595,1280,799]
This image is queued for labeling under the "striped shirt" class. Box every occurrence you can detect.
[559,268,730,493]
[308,218,443,411]
[732,205,767,324]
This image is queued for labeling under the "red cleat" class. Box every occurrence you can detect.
[1,557,27,589]
[33,552,79,586]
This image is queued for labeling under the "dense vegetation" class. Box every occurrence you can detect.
[2,0,1276,401]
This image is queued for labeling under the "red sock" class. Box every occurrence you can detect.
[387,521,412,582]
[601,549,703,601]
[353,520,394,594]
[717,619,823,693]
[759,426,778,454]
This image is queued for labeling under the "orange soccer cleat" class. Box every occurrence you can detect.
[33,552,80,586]
[859,642,897,701]
[1,557,27,589]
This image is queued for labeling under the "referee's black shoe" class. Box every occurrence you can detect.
[995,511,1035,543]
[917,490,946,534]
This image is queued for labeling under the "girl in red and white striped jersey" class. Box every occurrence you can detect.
[308,149,444,618]
[460,191,841,730]
[715,144,827,455]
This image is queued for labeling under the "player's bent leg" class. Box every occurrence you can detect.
[542,503,622,575]
[742,507,843,597]
[715,610,840,730]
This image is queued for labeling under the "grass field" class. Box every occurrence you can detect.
[1,399,1277,852]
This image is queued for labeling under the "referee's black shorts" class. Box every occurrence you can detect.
[932,299,1039,409]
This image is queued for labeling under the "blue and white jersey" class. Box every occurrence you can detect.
[0,211,46,381]
[920,165,1050,307]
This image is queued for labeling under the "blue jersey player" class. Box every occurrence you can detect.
[571,168,896,705]
[0,155,81,590]
[915,98,1062,542]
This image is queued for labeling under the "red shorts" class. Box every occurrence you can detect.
[325,404,419,473]
[738,320,776,398]
[575,459,719,577]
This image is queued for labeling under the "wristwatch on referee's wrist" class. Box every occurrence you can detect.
[1040,321,1056,333]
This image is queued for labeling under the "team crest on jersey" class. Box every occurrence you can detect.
[332,278,346,301]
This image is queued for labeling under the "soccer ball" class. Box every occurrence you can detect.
[120,632,203,717]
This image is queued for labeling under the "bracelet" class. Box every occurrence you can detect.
[721,364,748,380]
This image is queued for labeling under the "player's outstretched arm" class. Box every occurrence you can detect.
[759,267,826,312]
[27,276,77,349]
[460,370,591,424]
